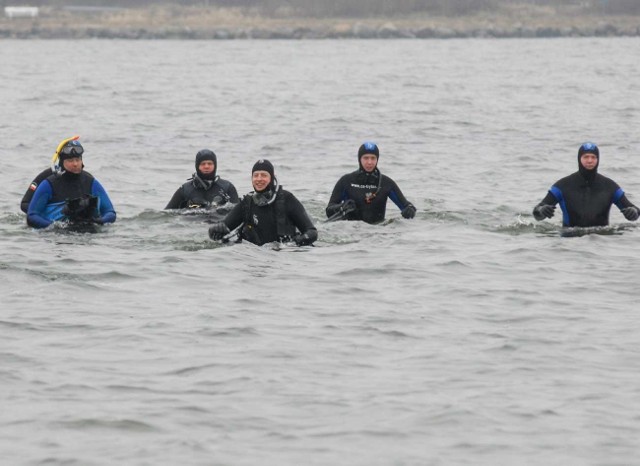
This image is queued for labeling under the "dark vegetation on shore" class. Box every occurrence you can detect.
[2,0,640,39]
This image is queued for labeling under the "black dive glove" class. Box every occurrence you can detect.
[208,222,230,240]
[293,229,318,246]
[533,204,555,220]
[621,206,640,221]
[327,200,357,219]
[326,204,339,217]
[401,204,416,219]
[63,195,98,220]
[342,199,356,213]
[339,199,357,218]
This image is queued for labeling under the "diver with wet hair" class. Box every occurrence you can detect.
[533,142,639,227]
[165,149,239,210]
[208,159,317,246]
[27,137,116,229]
[20,136,93,213]
[326,142,416,224]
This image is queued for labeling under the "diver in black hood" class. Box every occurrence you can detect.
[165,149,239,209]
[326,142,416,224]
[533,142,639,227]
[208,159,317,246]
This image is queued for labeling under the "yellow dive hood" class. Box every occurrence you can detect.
[52,135,80,167]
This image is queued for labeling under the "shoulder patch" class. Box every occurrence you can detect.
[29,182,38,191]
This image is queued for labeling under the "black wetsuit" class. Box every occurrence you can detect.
[534,171,636,227]
[326,169,413,224]
[20,167,92,213]
[221,187,317,246]
[165,177,239,209]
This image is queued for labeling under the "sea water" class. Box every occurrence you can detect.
[1,38,640,465]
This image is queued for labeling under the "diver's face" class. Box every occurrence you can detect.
[252,171,271,192]
[360,154,378,173]
[198,160,215,175]
[580,153,598,171]
[63,157,83,174]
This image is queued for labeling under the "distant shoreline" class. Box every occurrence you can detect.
[2,6,640,39]
[2,25,639,40]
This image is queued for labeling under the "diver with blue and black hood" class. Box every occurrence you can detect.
[165,149,239,210]
[27,137,116,229]
[326,142,416,224]
[208,159,317,246]
[533,142,640,227]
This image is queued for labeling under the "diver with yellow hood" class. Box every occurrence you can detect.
[26,136,116,229]
[20,136,93,213]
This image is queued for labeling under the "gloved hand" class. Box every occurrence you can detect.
[293,233,309,246]
[341,199,356,214]
[533,204,555,220]
[326,200,357,220]
[326,204,340,217]
[293,229,318,246]
[92,216,104,225]
[208,222,230,240]
[621,206,640,221]
[63,195,98,220]
[62,202,85,218]
[401,204,416,219]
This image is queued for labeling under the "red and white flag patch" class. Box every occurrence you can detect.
[29,182,38,191]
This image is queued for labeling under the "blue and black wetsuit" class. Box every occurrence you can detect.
[20,167,92,213]
[534,171,637,227]
[27,171,116,229]
[326,169,413,224]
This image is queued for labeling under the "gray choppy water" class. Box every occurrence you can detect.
[1,39,640,465]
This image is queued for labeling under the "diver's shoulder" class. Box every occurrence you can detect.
[553,171,580,186]
[380,173,397,184]
[338,170,360,181]
[33,167,54,182]
[216,177,235,188]
[594,172,617,185]
[277,187,295,199]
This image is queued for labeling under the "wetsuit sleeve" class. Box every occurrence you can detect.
[326,176,349,217]
[538,191,559,205]
[386,177,412,210]
[221,198,246,231]
[92,179,116,224]
[27,180,55,229]
[20,169,51,213]
[165,187,186,209]
[613,191,636,209]
[288,193,317,242]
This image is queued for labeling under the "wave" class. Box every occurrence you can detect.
[491,217,637,237]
